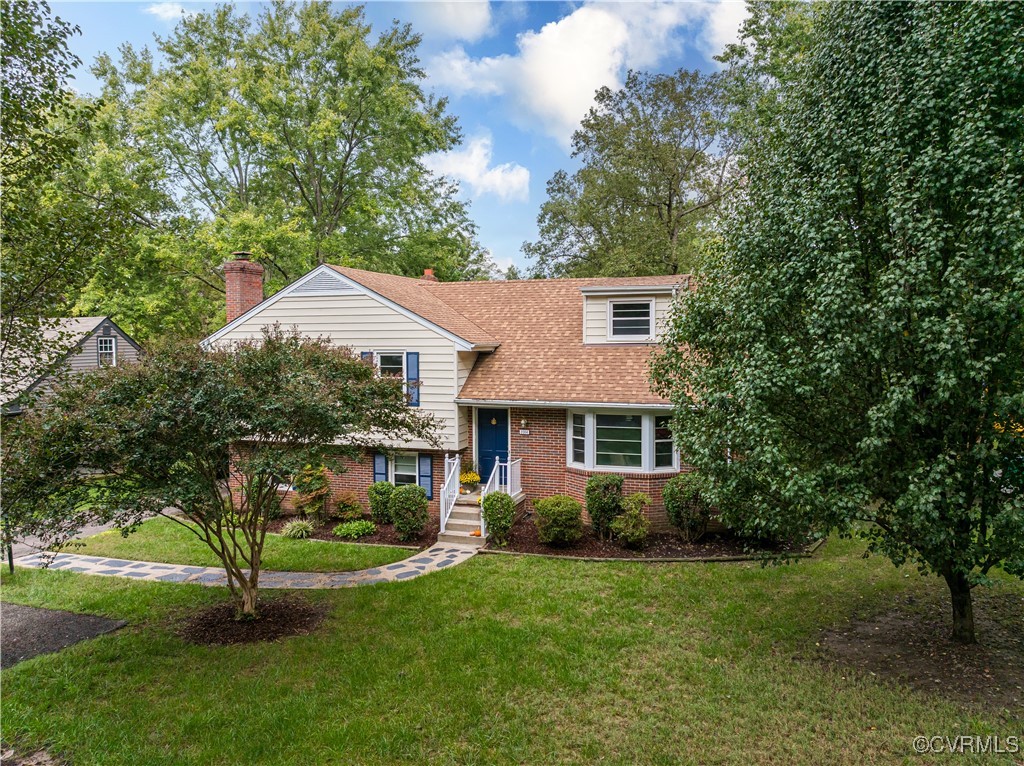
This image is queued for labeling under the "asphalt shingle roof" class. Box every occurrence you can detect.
[333,267,683,406]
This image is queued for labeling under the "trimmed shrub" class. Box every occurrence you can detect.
[611,492,651,549]
[663,473,712,543]
[367,481,394,524]
[335,490,365,522]
[585,473,624,540]
[533,495,583,546]
[389,484,429,541]
[294,464,331,526]
[281,519,314,539]
[332,519,376,540]
[482,492,516,546]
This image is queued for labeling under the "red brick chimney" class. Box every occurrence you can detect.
[420,268,439,282]
[224,251,264,322]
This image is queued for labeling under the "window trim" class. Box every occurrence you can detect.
[373,350,406,380]
[391,452,419,487]
[607,299,654,342]
[97,336,117,366]
[567,409,678,473]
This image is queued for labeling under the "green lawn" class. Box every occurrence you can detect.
[64,516,409,572]
[1,536,1020,765]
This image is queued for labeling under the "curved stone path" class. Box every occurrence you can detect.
[14,543,478,589]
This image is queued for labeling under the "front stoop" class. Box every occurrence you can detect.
[438,495,485,546]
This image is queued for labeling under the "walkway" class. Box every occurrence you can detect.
[13,543,478,589]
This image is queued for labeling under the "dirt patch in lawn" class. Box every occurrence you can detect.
[493,511,811,560]
[267,515,436,549]
[819,589,1024,715]
[0,746,64,766]
[179,595,328,646]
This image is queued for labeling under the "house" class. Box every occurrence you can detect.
[2,317,142,415]
[205,253,689,543]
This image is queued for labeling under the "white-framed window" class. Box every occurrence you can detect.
[567,411,677,472]
[375,351,405,379]
[608,299,653,340]
[392,453,418,486]
[571,413,586,464]
[98,336,117,366]
[595,413,643,468]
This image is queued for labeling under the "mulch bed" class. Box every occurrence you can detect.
[266,515,437,549]
[178,595,328,646]
[0,603,127,669]
[818,589,1024,714]
[491,511,811,560]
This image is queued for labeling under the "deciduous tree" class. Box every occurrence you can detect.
[651,2,1024,644]
[524,69,735,277]
[6,327,438,617]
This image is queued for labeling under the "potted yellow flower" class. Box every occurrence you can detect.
[459,470,481,493]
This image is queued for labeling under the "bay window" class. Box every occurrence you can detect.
[568,411,677,472]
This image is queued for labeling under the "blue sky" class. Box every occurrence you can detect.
[52,1,746,273]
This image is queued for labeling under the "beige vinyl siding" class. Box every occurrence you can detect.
[455,351,477,450]
[214,293,461,450]
[583,294,673,344]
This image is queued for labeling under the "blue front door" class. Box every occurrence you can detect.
[477,408,509,483]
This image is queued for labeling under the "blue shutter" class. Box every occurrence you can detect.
[373,453,388,484]
[406,351,420,406]
[360,351,371,364]
[418,453,433,499]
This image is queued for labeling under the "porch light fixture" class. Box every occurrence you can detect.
[520,418,528,429]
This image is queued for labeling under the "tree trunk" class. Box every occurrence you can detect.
[238,577,259,619]
[943,570,976,644]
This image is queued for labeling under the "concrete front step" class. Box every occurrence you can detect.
[448,508,481,523]
[437,530,485,546]
[445,519,482,535]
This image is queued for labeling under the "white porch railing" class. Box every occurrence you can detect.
[479,458,523,538]
[439,454,461,534]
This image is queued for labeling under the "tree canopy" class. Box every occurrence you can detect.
[651,1,1024,644]
[524,69,735,278]
[4,327,437,616]
[68,1,494,344]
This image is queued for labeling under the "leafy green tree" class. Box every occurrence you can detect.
[0,0,110,389]
[524,69,735,278]
[5,327,438,617]
[76,0,492,341]
[652,2,1024,643]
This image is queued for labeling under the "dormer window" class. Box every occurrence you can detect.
[608,300,653,340]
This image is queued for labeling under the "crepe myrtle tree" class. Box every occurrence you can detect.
[7,326,438,617]
[651,3,1024,644]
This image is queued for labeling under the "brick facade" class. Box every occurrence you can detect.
[507,406,686,533]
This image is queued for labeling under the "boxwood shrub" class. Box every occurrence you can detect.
[533,494,583,546]
[585,473,623,540]
[367,481,394,524]
[482,491,516,546]
[389,484,429,541]
[662,472,711,543]
[611,492,651,549]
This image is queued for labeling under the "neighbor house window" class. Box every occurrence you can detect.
[595,413,643,468]
[569,411,676,472]
[654,415,674,468]
[608,300,653,340]
[376,352,405,378]
[98,336,117,366]
[392,453,418,486]
[571,413,586,464]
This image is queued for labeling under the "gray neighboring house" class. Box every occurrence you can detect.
[2,316,142,415]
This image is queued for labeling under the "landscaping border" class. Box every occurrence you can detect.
[479,537,826,564]
[263,531,419,551]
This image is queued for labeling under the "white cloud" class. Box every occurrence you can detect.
[427,1,748,148]
[407,1,493,43]
[144,2,195,22]
[424,133,530,203]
